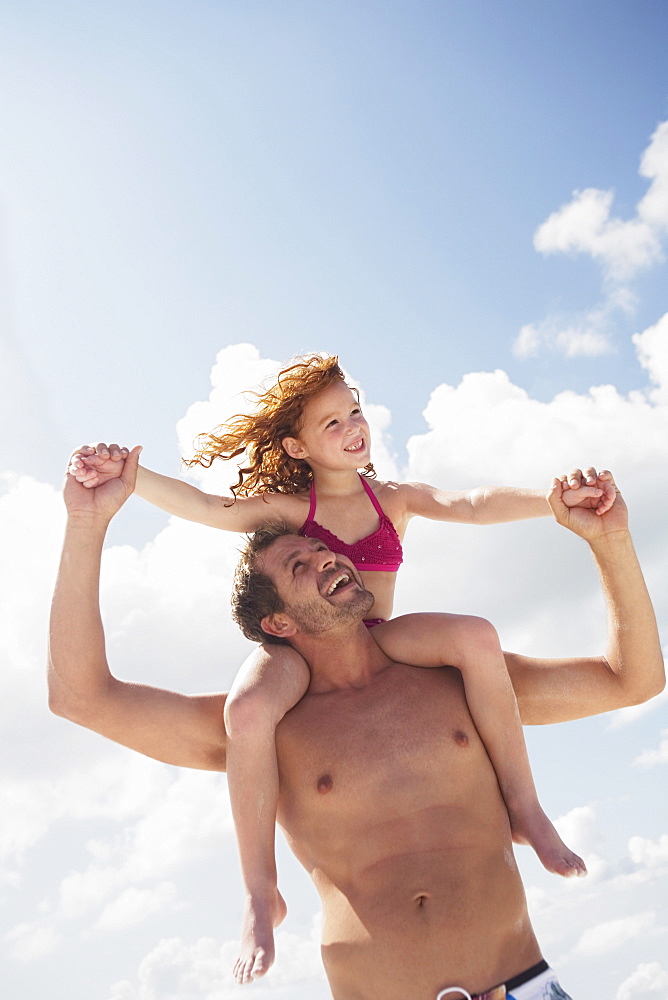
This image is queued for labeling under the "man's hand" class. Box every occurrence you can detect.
[559,466,616,514]
[69,443,130,489]
[548,470,628,542]
[64,445,142,523]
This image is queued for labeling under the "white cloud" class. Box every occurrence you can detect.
[524,884,550,915]
[121,771,233,882]
[59,864,121,921]
[634,730,668,768]
[107,982,137,1000]
[56,769,233,922]
[0,474,63,685]
[552,805,607,882]
[0,338,60,478]
[106,924,327,1000]
[534,187,661,282]
[3,763,234,959]
[0,778,62,865]
[4,919,63,962]
[628,835,668,869]
[638,121,668,232]
[515,315,614,360]
[514,121,668,358]
[95,882,179,931]
[0,756,177,870]
[514,296,631,359]
[616,961,668,1000]
[407,318,668,515]
[633,313,668,405]
[574,910,656,956]
[554,805,598,854]
[534,121,668,281]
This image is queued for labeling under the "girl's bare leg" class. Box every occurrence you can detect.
[372,613,587,878]
[224,644,311,984]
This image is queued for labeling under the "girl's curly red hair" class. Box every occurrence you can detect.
[185,354,374,498]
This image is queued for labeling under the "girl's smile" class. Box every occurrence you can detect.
[344,437,366,455]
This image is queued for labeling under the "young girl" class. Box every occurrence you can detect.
[70,354,612,985]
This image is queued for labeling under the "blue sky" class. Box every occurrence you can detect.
[2,0,668,483]
[1,3,667,999]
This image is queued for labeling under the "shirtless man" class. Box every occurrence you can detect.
[49,449,664,999]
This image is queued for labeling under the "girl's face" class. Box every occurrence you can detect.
[282,382,371,472]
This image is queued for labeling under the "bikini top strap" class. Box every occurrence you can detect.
[359,474,385,518]
[306,478,317,521]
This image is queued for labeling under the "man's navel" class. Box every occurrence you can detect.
[317,773,334,794]
[413,891,432,909]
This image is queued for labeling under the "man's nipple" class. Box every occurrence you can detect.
[453,730,469,747]
[317,774,334,794]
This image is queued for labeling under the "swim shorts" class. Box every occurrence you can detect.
[436,960,574,999]
[507,965,573,999]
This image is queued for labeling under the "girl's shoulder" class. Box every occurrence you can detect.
[376,480,457,520]
[372,478,412,499]
[370,479,412,523]
[247,488,311,529]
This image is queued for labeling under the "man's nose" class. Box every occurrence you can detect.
[314,547,336,569]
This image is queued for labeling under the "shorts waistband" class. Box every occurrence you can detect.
[436,960,549,1000]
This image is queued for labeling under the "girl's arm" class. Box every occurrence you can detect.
[136,464,251,529]
[69,443,293,533]
[398,468,614,525]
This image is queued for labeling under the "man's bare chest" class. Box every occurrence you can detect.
[276,664,497,820]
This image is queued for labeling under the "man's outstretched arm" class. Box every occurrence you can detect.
[507,475,664,725]
[48,447,229,771]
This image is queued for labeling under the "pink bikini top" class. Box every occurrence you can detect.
[299,474,403,572]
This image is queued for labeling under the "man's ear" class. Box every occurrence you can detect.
[261,612,298,640]
[282,435,309,460]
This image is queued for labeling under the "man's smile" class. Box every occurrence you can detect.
[314,560,367,602]
[322,570,354,597]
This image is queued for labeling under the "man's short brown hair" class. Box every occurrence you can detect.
[230,523,297,645]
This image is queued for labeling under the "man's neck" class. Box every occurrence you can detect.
[291,621,392,693]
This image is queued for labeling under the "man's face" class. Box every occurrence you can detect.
[258,534,374,636]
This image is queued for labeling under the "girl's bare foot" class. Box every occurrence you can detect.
[232,888,288,984]
[510,806,587,878]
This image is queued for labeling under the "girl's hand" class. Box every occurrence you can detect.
[559,467,616,515]
[68,443,130,489]
[64,445,142,521]
[548,472,626,541]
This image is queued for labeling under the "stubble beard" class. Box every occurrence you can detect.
[289,587,375,635]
